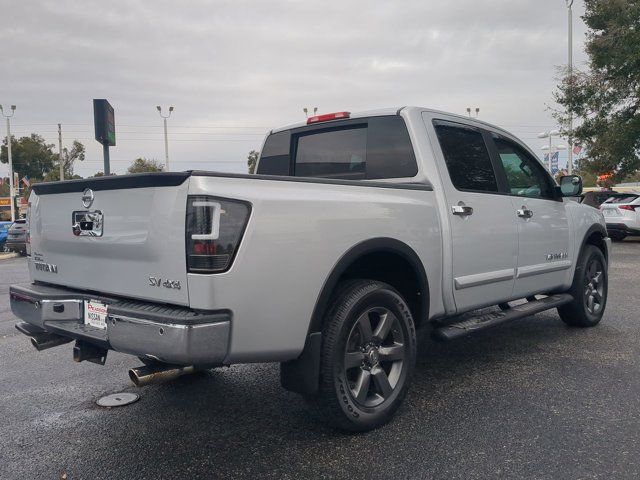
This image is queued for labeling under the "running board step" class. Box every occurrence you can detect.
[432,294,573,342]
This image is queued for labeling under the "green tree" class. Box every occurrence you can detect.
[554,0,640,181]
[0,134,55,180]
[247,150,259,174]
[43,140,86,182]
[127,158,164,174]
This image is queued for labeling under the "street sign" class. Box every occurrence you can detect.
[551,151,559,175]
[93,99,115,175]
[93,99,116,146]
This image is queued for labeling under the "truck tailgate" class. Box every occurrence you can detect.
[28,173,190,305]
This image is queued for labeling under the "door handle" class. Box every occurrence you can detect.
[451,204,474,216]
[517,207,533,219]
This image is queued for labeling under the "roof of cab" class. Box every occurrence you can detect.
[269,106,512,137]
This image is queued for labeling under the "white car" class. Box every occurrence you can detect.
[11,107,610,431]
[600,192,640,241]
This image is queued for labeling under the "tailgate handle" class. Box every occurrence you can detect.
[191,201,221,241]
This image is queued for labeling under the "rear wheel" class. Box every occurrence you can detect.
[309,280,417,432]
[558,245,608,327]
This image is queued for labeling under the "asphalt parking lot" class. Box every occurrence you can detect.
[1,241,640,480]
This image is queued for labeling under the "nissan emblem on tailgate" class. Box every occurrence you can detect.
[82,188,94,208]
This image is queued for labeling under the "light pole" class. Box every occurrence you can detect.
[303,107,318,118]
[0,104,16,222]
[156,105,174,171]
[566,0,574,174]
[538,129,561,172]
[466,107,480,118]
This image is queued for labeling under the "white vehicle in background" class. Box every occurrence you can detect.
[600,192,640,241]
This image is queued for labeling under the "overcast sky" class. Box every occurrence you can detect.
[1,0,588,178]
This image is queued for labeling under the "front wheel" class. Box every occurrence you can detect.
[309,280,417,432]
[558,245,608,327]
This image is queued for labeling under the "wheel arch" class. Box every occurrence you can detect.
[580,224,609,264]
[280,237,429,395]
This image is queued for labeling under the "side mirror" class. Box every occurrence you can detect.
[559,175,583,197]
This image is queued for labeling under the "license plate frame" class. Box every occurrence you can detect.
[84,299,108,329]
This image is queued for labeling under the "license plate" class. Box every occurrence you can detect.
[84,300,108,329]
[602,209,614,217]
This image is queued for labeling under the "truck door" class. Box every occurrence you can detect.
[487,133,572,297]
[429,119,519,312]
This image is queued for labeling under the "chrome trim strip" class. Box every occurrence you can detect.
[454,268,515,290]
[516,260,572,279]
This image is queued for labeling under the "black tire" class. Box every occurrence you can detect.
[558,245,608,327]
[309,280,417,432]
[610,233,626,242]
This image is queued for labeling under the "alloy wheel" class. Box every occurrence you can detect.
[343,307,406,408]
[584,258,605,315]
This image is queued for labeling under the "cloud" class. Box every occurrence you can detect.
[0,0,587,176]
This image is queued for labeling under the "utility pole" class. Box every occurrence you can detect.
[156,106,174,171]
[566,0,574,174]
[0,104,16,222]
[58,123,64,181]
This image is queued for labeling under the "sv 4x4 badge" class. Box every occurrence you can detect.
[148,276,181,290]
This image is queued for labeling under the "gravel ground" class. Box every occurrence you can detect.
[1,240,639,479]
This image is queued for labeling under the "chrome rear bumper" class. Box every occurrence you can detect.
[10,283,230,366]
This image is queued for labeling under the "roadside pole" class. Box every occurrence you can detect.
[7,117,14,222]
[0,105,17,222]
[58,123,64,181]
[567,0,574,174]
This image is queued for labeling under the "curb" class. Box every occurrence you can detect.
[0,253,20,261]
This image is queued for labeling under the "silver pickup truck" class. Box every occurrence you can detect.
[11,107,610,431]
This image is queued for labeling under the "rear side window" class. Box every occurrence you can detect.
[256,115,418,180]
[434,122,498,192]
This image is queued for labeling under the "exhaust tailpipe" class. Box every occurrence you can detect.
[30,333,73,351]
[128,364,196,387]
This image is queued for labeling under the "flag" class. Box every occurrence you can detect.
[22,176,30,187]
[572,144,582,155]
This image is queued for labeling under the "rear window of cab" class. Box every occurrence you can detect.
[257,115,418,180]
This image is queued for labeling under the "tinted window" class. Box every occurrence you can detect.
[258,116,418,180]
[256,131,291,175]
[434,122,498,192]
[493,135,553,199]
[366,116,418,179]
[295,127,367,179]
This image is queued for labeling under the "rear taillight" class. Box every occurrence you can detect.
[186,196,251,274]
[619,205,637,211]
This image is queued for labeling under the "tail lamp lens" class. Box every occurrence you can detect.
[186,196,251,273]
[619,205,637,211]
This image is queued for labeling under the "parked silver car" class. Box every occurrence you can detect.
[5,219,28,255]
